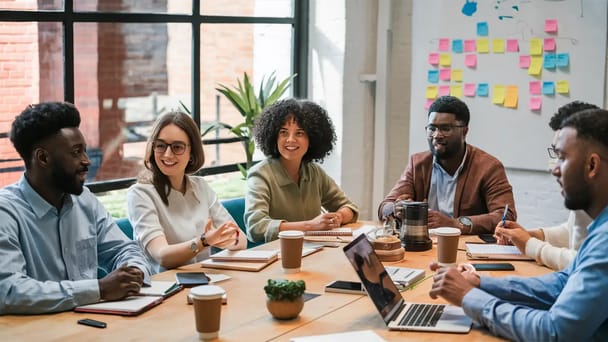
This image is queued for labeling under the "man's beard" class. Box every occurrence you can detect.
[51,165,85,195]
[563,181,591,211]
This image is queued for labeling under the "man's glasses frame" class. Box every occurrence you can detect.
[153,140,190,155]
[547,145,559,159]
[424,124,467,137]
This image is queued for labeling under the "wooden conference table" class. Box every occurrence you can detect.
[0,223,550,341]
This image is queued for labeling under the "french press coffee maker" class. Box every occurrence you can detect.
[394,200,432,251]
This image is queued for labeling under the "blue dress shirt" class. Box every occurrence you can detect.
[0,176,151,314]
[462,205,608,341]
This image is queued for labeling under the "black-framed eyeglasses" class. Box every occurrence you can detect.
[547,145,559,159]
[425,124,467,137]
[153,140,190,155]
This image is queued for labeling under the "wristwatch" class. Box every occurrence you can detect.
[458,216,473,234]
[200,232,210,247]
[190,239,200,254]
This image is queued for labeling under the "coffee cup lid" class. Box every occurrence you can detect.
[434,227,461,236]
[278,230,304,239]
[189,285,225,299]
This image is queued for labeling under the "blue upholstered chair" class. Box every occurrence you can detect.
[115,217,134,240]
[221,197,263,249]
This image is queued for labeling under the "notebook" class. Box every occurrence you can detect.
[465,242,533,260]
[201,256,277,272]
[385,266,426,288]
[75,295,163,316]
[290,330,386,342]
[138,280,182,298]
[304,225,377,243]
[210,249,279,262]
[343,234,472,333]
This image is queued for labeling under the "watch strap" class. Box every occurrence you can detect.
[200,232,210,247]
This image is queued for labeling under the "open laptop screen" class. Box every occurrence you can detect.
[343,234,404,323]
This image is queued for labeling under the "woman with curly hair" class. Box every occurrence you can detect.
[245,98,359,243]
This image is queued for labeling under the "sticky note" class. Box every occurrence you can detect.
[428,53,439,65]
[452,39,463,53]
[492,39,505,53]
[477,22,489,36]
[544,54,556,69]
[529,81,542,95]
[477,38,489,53]
[439,53,451,66]
[425,99,434,109]
[556,53,570,67]
[439,85,450,96]
[452,69,463,82]
[439,68,451,81]
[519,55,531,68]
[465,54,477,68]
[428,70,439,83]
[530,38,543,56]
[504,85,518,108]
[542,81,555,95]
[545,19,558,33]
[528,56,543,76]
[464,83,476,97]
[506,39,519,52]
[544,38,556,51]
[438,38,450,51]
[529,97,542,111]
[426,86,438,99]
[464,39,476,52]
[492,85,505,105]
[451,85,463,98]
[556,80,569,94]
[477,83,489,97]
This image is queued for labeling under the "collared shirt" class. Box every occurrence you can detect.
[428,148,467,217]
[462,205,608,341]
[245,158,359,243]
[0,176,151,314]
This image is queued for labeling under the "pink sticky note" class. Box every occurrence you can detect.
[519,55,531,68]
[439,85,450,96]
[428,53,439,65]
[439,68,451,81]
[464,39,476,52]
[464,83,476,97]
[545,19,558,33]
[425,99,434,109]
[529,97,542,111]
[544,38,556,51]
[529,81,542,95]
[465,54,477,68]
[438,38,450,51]
[506,39,519,52]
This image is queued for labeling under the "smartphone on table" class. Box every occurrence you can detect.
[324,280,366,295]
[471,263,515,271]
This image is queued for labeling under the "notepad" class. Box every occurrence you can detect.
[139,280,182,298]
[305,228,353,236]
[75,295,163,316]
[385,266,426,288]
[210,249,279,262]
[200,257,277,272]
[304,225,377,243]
[465,242,533,260]
[290,330,386,342]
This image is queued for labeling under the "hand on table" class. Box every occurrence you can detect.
[99,263,144,300]
[427,209,458,229]
[428,262,478,306]
[308,212,343,230]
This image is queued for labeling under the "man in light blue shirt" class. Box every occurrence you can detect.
[429,108,608,341]
[0,102,151,314]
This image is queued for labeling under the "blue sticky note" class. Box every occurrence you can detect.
[428,70,439,83]
[542,81,555,95]
[477,83,489,96]
[452,39,463,53]
[477,22,488,36]
[556,53,569,67]
[543,54,556,69]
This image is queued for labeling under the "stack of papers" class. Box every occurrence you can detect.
[385,266,426,288]
[465,243,533,260]
[202,249,280,272]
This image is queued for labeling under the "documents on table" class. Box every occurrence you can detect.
[465,242,533,260]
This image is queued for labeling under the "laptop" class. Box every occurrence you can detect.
[343,234,472,333]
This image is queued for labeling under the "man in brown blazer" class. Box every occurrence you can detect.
[378,96,516,234]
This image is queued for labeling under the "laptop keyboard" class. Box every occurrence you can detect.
[399,304,445,327]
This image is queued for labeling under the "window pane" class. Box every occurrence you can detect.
[0,21,63,187]
[201,0,293,17]
[75,0,192,14]
[201,23,293,167]
[74,22,192,182]
[0,0,62,10]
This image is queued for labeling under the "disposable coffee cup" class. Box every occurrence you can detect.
[278,230,304,274]
[190,285,225,340]
[435,227,461,267]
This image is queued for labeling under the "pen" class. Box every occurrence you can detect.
[501,204,509,227]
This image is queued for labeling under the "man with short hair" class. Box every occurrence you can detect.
[378,96,515,234]
[0,102,151,314]
[429,108,608,341]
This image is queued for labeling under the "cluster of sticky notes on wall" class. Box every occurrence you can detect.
[424,19,570,112]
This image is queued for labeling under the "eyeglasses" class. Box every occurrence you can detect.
[425,124,467,137]
[153,140,189,155]
[547,145,559,159]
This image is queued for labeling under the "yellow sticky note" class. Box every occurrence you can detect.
[504,85,518,108]
[452,69,463,82]
[477,38,489,53]
[450,85,463,98]
[530,38,543,56]
[528,56,543,76]
[556,80,569,94]
[426,85,438,99]
[439,53,451,66]
[492,39,505,53]
[492,85,505,105]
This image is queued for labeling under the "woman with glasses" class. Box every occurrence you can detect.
[127,111,246,273]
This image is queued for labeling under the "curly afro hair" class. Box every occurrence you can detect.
[548,101,598,131]
[254,98,336,163]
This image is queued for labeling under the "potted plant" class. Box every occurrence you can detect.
[264,278,306,320]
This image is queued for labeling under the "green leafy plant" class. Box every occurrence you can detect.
[264,279,306,301]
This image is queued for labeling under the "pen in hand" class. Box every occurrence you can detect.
[501,204,509,227]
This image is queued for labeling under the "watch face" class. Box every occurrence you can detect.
[459,216,472,226]
[190,240,199,253]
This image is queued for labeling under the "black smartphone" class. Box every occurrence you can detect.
[77,318,107,329]
[324,280,366,295]
[478,234,497,244]
[175,272,210,287]
[471,263,515,271]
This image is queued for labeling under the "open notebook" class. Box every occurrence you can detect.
[465,242,533,260]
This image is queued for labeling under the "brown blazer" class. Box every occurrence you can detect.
[378,144,516,234]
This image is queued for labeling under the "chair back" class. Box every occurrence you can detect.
[115,217,134,240]
[221,197,263,248]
